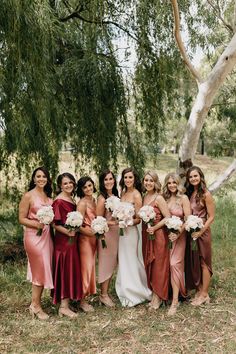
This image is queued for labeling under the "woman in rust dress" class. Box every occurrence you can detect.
[97,169,119,307]
[163,173,191,315]
[77,176,97,312]
[185,166,215,306]
[142,170,170,310]
[52,173,82,318]
[19,167,53,320]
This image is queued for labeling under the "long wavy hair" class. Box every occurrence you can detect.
[119,167,142,194]
[162,172,185,201]
[76,176,97,198]
[185,166,207,203]
[99,169,119,199]
[142,170,161,194]
[56,173,76,196]
[28,166,52,197]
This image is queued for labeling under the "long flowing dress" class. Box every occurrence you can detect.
[52,199,83,304]
[98,209,119,284]
[169,204,186,298]
[116,207,152,307]
[78,206,97,297]
[23,195,54,289]
[185,195,213,290]
[142,201,169,301]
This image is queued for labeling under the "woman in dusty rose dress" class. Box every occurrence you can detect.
[52,173,82,318]
[142,171,170,310]
[97,169,119,307]
[77,176,97,312]
[19,167,53,320]
[185,166,215,306]
[163,173,191,315]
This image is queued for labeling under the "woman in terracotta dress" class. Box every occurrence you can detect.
[97,169,119,307]
[163,173,191,315]
[142,170,170,310]
[52,173,82,318]
[185,166,215,306]
[19,167,53,320]
[77,176,97,312]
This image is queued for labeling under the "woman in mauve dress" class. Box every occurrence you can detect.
[52,173,82,318]
[163,173,191,315]
[19,167,53,320]
[97,169,119,307]
[142,170,170,310]
[77,176,97,312]
[185,166,215,306]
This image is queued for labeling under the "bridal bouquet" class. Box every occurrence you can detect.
[185,215,204,251]
[91,216,109,248]
[138,205,156,240]
[36,205,54,236]
[165,216,183,249]
[105,196,120,212]
[65,211,83,244]
[112,202,135,236]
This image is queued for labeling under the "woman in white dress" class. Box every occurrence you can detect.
[115,167,152,307]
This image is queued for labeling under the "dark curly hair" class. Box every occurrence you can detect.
[99,169,119,199]
[56,173,76,196]
[76,176,97,198]
[119,167,142,194]
[185,166,207,203]
[28,167,52,197]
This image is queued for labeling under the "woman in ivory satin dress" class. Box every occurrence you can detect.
[77,176,97,312]
[115,167,151,307]
[19,167,53,320]
[97,169,119,307]
[52,173,82,318]
[163,173,191,315]
[185,166,215,306]
[142,171,170,310]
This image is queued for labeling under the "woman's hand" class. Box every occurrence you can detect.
[168,232,179,242]
[67,230,76,237]
[191,231,202,240]
[147,226,155,235]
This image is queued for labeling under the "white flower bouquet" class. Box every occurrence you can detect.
[112,202,135,236]
[36,205,54,236]
[65,211,83,244]
[138,205,156,240]
[91,216,109,248]
[105,196,120,212]
[185,215,204,251]
[165,216,183,249]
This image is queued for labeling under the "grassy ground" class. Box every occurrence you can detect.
[0,155,236,353]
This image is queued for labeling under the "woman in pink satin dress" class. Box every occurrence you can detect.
[185,166,215,306]
[52,173,82,318]
[142,171,170,310]
[97,169,119,307]
[19,167,53,320]
[163,173,191,315]
[77,176,97,312]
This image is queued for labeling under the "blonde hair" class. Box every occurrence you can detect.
[162,172,185,201]
[142,170,162,193]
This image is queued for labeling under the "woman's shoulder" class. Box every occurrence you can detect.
[180,194,189,202]
[97,194,106,202]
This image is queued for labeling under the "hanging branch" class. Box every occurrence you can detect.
[171,0,202,83]
[207,0,234,33]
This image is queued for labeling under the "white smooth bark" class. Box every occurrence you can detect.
[209,159,236,193]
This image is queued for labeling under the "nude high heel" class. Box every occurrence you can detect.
[58,307,78,319]
[191,295,210,306]
[99,294,115,307]
[29,304,49,320]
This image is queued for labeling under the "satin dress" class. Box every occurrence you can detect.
[52,199,83,304]
[116,203,152,307]
[78,206,97,297]
[142,201,169,301]
[98,209,119,284]
[169,204,186,298]
[23,195,53,289]
[185,195,213,290]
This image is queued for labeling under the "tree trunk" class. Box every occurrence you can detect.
[209,159,236,193]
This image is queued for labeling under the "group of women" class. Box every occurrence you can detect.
[19,165,215,320]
